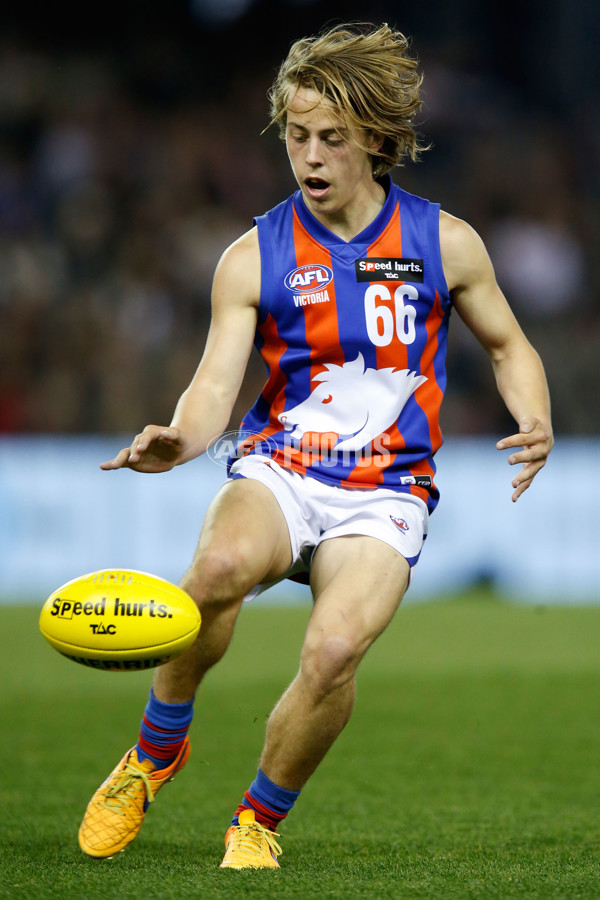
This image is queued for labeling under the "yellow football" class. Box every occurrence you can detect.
[39,569,201,671]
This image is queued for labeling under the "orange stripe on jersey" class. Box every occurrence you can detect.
[257,313,287,431]
[342,201,405,487]
[284,203,344,473]
[411,289,445,456]
[239,313,294,447]
[396,290,446,504]
[368,200,407,374]
[241,313,307,473]
[292,204,345,379]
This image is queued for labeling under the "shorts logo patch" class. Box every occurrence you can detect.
[390,515,409,533]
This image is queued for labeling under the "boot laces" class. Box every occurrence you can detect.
[231,820,282,860]
[97,762,154,815]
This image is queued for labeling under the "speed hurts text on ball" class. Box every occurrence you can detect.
[49,597,173,619]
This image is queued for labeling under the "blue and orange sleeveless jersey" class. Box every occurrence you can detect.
[229,177,452,513]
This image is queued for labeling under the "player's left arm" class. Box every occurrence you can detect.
[440,211,554,502]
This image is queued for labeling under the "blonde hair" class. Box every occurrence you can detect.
[268,22,427,178]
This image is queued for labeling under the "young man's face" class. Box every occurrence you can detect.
[285,86,381,224]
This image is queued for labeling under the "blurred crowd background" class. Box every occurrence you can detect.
[1,0,598,438]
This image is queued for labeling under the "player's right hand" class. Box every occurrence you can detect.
[100,425,186,473]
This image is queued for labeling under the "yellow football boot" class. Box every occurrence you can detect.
[220,808,282,869]
[78,738,190,858]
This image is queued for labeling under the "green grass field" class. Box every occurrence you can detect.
[1,591,599,899]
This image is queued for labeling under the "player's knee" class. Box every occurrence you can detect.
[181,544,256,608]
[300,633,361,697]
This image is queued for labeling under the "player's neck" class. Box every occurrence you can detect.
[308,180,387,242]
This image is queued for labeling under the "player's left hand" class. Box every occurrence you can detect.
[496,417,554,502]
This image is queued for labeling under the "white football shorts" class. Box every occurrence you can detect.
[228,454,429,600]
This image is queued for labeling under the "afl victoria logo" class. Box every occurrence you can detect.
[285,264,333,293]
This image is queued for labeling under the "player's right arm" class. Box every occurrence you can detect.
[440,211,553,501]
[101,228,261,473]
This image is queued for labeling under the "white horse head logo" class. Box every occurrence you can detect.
[278,353,427,451]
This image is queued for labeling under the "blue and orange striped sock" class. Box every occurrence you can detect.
[232,768,300,832]
[135,688,194,769]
